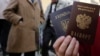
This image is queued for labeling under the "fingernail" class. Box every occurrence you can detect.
[67,35,71,38]
[72,37,76,41]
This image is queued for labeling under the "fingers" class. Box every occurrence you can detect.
[73,41,79,56]
[53,35,79,56]
[58,35,72,56]
[53,36,65,54]
[65,37,77,56]
[77,53,79,56]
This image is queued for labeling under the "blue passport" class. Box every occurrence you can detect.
[50,6,72,37]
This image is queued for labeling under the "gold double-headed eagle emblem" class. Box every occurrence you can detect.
[76,14,92,30]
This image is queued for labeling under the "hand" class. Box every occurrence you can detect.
[53,35,79,56]
[19,21,23,24]
[17,18,23,24]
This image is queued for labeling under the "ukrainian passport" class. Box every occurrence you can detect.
[67,1,100,44]
[50,6,72,37]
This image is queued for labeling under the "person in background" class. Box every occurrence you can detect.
[41,0,72,56]
[0,0,11,56]
[3,0,44,56]
[0,44,1,52]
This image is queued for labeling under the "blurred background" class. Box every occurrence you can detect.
[0,0,100,56]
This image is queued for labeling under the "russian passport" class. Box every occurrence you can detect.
[66,1,100,44]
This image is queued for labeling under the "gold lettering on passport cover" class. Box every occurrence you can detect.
[71,31,91,40]
[50,6,72,37]
[77,5,95,13]
[55,12,70,19]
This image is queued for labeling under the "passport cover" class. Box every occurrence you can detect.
[50,6,72,37]
[67,1,100,44]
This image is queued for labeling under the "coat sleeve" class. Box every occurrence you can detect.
[3,0,22,25]
[40,10,45,24]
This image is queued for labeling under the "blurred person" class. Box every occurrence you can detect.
[0,0,11,56]
[3,0,44,56]
[41,0,72,56]
[0,44,1,52]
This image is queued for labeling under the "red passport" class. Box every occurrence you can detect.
[66,1,100,44]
